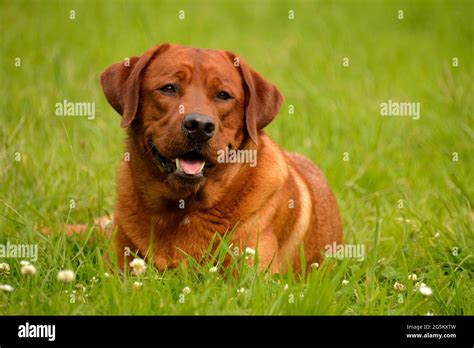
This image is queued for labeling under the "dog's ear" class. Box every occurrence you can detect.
[225,53,283,145]
[100,44,170,128]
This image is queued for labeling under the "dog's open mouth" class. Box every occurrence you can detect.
[175,153,206,176]
[147,139,211,179]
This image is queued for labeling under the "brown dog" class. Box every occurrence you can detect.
[100,43,342,273]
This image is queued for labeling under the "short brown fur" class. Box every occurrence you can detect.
[99,44,342,273]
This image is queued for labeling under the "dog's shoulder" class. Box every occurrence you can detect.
[285,151,328,189]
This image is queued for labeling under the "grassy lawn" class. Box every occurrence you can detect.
[0,0,472,315]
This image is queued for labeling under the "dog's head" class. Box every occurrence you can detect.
[100,43,283,194]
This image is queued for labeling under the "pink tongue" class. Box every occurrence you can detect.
[179,159,203,175]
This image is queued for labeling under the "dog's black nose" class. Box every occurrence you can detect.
[182,114,215,142]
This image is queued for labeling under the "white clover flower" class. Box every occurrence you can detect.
[237,287,247,294]
[91,276,98,283]
[414,281,426,291]
[419,284,433,296]
[245,247,256,255]
[57,269,76,283]
[133,281,143,289]
[129,258,147,276]
[393,282,405,291]
[244,247,255,260]
[129,258,146,268]
[0,284,14,292]
[21,264,37,276]
[408,273,417,281]
[182,286,191,295]
[20,260,30,266]
[0,263,10,274]
[283,284,289,291]
[310,262,319,269]
[209,266,218,273]
[104,272,111,279]
[426,310,434,316]
[342,279,349,286]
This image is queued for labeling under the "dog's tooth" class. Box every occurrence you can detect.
[199,161,205,173]
[175,158,181,171]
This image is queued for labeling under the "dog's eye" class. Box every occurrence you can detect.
[158,84,177,94]
[215,91,232,100]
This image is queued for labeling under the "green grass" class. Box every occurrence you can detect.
[0,0,473,315]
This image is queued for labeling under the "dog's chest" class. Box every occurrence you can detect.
[144,211,231,268]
